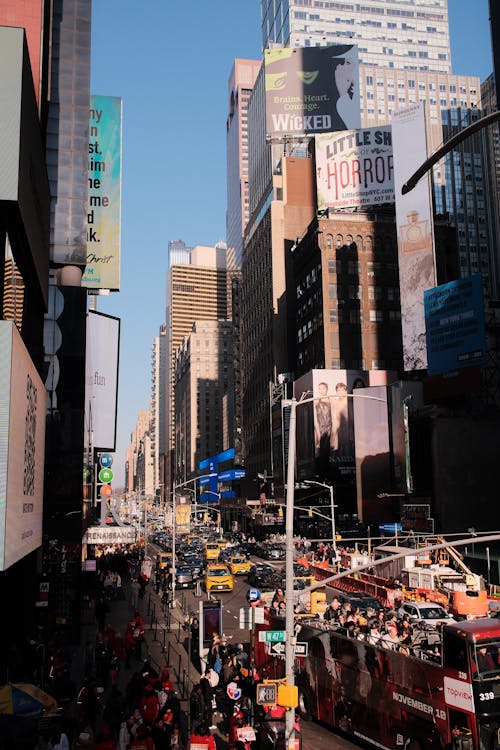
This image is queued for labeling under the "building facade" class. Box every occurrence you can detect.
[174,320,234,483]
[226,58,261,270]
[165,242,232,490]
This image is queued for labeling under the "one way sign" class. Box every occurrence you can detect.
[269,641,286,656]
[294,642,308,657]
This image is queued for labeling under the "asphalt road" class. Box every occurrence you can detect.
[150,542,362,750]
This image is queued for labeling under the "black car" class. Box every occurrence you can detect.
[185,558,205,580]
[247,563,276,589]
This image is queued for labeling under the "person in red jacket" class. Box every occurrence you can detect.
[125,622,136,669]
[160,667,174,693]
[189,722,216,750]
[139,683,159,726]
[130,611,145,660]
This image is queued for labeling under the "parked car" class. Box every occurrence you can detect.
[205,564,234,592]
[397,601,455,626]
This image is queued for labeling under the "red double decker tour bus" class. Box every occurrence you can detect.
[255,615,500,750]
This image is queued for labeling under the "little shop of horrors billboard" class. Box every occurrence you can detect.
[315,126,394,210]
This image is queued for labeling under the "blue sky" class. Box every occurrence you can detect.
[90,1,493,486]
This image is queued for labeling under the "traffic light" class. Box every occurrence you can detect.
[310,589,327,616]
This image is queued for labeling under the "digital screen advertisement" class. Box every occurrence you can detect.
[0,321,45,571]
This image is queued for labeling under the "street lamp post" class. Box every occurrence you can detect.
[303,480,338,558]
[283,390,386,750]
[171,474,218,608]
[199,490,222,534]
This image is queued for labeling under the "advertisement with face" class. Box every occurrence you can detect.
[294,370,367,483]
[315,126,394,210]
[265,44,361,138]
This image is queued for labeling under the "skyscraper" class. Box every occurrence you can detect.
[226,59,261,270]
[259,0,492,290]
[261,0,451,73]
[165,243,232,489]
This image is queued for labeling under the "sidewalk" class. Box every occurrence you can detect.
[77,582,320,750]
[76,581,210,740]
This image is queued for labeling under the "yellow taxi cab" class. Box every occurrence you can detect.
[204,541,222,561]
[205,563,234,592]
[156,552,172,570]
[228,556,251,576]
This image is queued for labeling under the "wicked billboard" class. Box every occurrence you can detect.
[265,44,361,138]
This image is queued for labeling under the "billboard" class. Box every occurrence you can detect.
[175,495,191,534]
[315,126,394,210]
[391,102,436,371]
[83,526,137,545]
[85,310,120,451]
[294,369,395,486]
[0,321,45,571]
[353,385,391,523]
[424,274,487,376]
[0,27,50,307]
[82,95,122,290]
[265,44,360,137]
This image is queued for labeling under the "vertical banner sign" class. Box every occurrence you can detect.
[315,126,394,210]
[82,95,122,290]
[264,44,361,138]
[0,321,45,571]
[85,311,120,451]
[175,495,191,535]
[391,102,436,371]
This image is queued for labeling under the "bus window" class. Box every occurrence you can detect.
[443,632,469,675]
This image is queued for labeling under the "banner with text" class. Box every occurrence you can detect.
[0,321,45,571]
[265,44,360,138]
[391,102,436,371]
[315,126,394,210]
[83,95,122,291]
[85,310,120,451]
[424,274,487,376]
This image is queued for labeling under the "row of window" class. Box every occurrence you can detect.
[297,307,401,341]
[327,259,399,275]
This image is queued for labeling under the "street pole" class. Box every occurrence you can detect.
[172,492,176,609]
[303,480,338,558]
[283,389,385,750]
[284,397,297,750]
[250,605,255,727]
